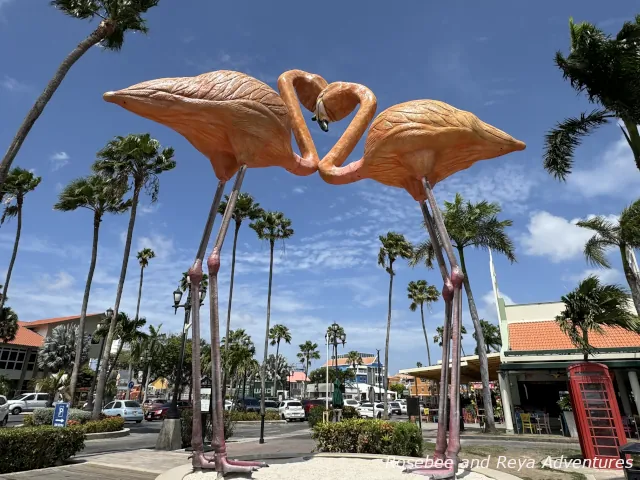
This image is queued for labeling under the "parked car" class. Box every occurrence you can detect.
[389,401,402,415]
[264,400,279,413]
[399,402,407,415]
[145,401,190,421]
[0,395,8,427]
[302,399,328,418]
[356,402,388,419]
[143,398,167,414]
[7,392,49,415]
[103,400,144,423]
[235,397,260,413]
[278,400,305,422]
[343,399,360,408]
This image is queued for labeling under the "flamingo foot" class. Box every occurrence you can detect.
[226,458,268,468]
[191,451,216,469]
[218,454,264,474]
[402,466,455,479]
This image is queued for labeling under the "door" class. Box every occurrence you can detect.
[113,401,123,416]
[22,394,36,411]
[36,394,49,408]
[103,402,115,416]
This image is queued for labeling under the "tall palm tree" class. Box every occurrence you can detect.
[37,325,89,373]
[0,168,41,312]
[140,324,163,403]
[218,193,263,348]
[54,174,130,402]
[434,325,467,356]
[249,211,294,416]
[91,133,175,418]
[543,16,640,180]
[297,341,320,398]
[269,324,291,393]
[413,193,515,433]
[107,313,147,380]
[576,200,640,314]
[346,350,363,379]
[265,354,289,396]
[473,320,502,354]
[0,307,19,343]
[134,248,155,320]
[556,275,640,361]
[407,280,440,366]
[0,0,161,187]
[378,231,413,419]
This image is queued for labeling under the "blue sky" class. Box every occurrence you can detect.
[1,1,639,375]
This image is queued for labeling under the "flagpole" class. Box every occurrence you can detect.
[489,248,502,322]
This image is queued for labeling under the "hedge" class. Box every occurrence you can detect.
[25,408,92,426]
[80,417,125,434]
[227,411,280,421]
[0,426,85,474]
[308,405,360,427]
[312,419,423,457]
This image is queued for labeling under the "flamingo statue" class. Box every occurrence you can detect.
[103,69,327,475]
[312,82,525,478]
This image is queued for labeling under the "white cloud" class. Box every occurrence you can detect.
[481,290,514,308]
[39,271,74,291]
[519,211,616,263]
[292,186,307,194]
[567,137,640,199]
[136,233,174,260]
[564,267,624,285]
[139,203,160,215]
[50,151,70,170]
[1,75,29,93]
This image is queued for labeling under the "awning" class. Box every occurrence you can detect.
[399,353,501,383]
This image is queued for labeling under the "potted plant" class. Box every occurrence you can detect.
[558,395,578,437]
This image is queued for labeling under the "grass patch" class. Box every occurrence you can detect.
[461,445,507,457]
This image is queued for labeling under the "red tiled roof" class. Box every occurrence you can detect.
[286,372,309,382]
[508,320,640,352]
[321,356,378,367]
[5,325,44,347]
[21,313,101,328]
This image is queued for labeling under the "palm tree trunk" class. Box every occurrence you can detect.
[304,359,310,399]
[260,240,275,417]
[0,23,113,187]
[620,244,640,315]
[107,340,125,381]
[69,212,101,404]
[383,263,394,420]
[135,266,144,321]
[242,370,247,403]
[583,328,590,362]
[142,363,151,404]
[0,197,22,312]
[221,221,241,404]
[93,185,141,419]
[621,119,640,171]
[420,303,432,366]
[275,340,281,396]
[458,247,496,433]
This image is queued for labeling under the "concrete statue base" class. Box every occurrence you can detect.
[156,418,183,451]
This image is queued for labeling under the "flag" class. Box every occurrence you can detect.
[488,248,502,322]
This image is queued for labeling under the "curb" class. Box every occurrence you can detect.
[423,433,579,444]
[85,428,130,440]
[233,420,287,424]
[154,453,525,480]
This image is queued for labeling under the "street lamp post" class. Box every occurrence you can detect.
[166,277,207,420]
[85,308,113,412]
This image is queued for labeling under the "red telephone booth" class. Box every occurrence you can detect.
[567,363,627,468]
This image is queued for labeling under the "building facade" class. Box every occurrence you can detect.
[321,352,385,386]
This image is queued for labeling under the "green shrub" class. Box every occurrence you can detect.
[308,406,326,427]
[28,408,92,426]
[342,405,359,419]
[226,411,280,421]
[83,417,125,434]
[0,426,85,474]
[181,409,235,448]
[312,419,423,457]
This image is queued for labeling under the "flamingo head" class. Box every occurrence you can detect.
[312,82,375,133]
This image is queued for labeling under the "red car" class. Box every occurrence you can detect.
[145,401,191,421]
[302,399,330,418]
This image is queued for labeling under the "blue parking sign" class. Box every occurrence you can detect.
[52,402,69,428]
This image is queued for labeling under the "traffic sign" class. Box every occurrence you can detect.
[52,402,69,428]
[128,381,134,390]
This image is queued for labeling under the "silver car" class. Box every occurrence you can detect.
[0,395,8,426]
[7,392,49,415]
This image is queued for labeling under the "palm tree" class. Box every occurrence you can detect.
[556,275,640,361]
[0,307,19,343]
[473,320,502,354]
[346,350,363,379]
[269,324,291,392]
[434,325,467,356]
[407,280,440,366]
[106,313,147,380]
[91,133,175,418]
[249,211,294,416]
[38,325,90,373]
[140,324,163,403]
[219,193,263,349]
[378,231,413,419]
[543,16,640,180]
[413,193,514,433]
[0,168,41,312]
[0,0,162,187]
[576,200,640,314]
[416,362,423,368]
[134,248,155,320]
[265,354,289,396]
[54,174,130,403]
[297,341,320,398]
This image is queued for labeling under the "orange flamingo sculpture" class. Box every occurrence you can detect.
[103,69,327,475]
[312,82,525,478]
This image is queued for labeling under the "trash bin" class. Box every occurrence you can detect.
[619,442,640,479]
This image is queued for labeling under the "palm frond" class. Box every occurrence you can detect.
[583,236,613,268]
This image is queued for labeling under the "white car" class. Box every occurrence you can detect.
[0,395,8,426]
[102,400,144,423]
[343,399,360,408]
[278,400,305,422]
[7,392,49,415]
[389,401,403,415]
[356,402,388,419]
